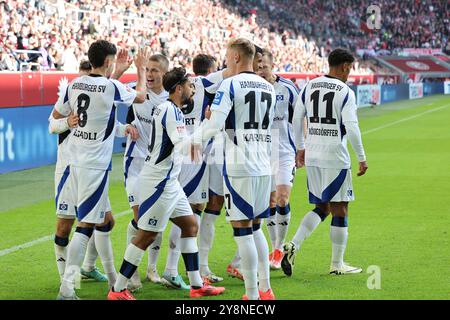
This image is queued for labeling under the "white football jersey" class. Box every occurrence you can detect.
[272,76,299,160]
[124,83,169,158]
[296,75,358,169]
[140,100,187,183]
[54,130,71,174]
[55,75,136,170]
[211,72,276,177]
[183,70,224,134]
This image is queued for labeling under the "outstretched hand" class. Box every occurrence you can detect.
[134,46,151,70]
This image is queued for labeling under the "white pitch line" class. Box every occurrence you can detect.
[0,209,132,257]
[362,103,450,135]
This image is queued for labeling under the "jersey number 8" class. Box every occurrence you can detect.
[77,93,91,127]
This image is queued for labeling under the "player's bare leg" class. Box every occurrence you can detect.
[281,203,329,276]
[93,212,117,287]
[199,195,224,282]
[252,218,274,300]
[54,217,74,281]
[329,202,361,275]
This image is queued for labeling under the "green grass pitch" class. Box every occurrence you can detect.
[0,94,449,300]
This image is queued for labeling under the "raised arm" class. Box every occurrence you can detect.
[111,48,133,80]
[133,47,150,103]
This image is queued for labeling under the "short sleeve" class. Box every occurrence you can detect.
[203,70,224,94]
[209,79,233,116]
[110,79,137,107]
[341,89,358,123]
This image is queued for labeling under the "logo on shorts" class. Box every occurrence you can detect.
[128,195,135,203]
[100,211,105,219]
[59,203,68,211]
[276,94,284,101]
[149,218,158,226]
[201,192,207,199]
[347,190,353,197]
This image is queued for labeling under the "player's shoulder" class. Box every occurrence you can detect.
[232,72,274,88]
[125,81,137,90]
[276,75,299,94]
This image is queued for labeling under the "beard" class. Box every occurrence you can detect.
[181,92,194,106]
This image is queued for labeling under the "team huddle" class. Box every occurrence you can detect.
[48,38,368,300]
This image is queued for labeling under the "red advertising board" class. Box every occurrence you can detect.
[0,72,387,108]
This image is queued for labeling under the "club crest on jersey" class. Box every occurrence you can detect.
[149,218,158,226]
[213,91,224,105]
[276,94,284,101]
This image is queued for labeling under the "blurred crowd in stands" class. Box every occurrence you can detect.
[0,0,447,73]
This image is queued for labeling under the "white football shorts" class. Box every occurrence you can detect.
[306,166,354,204]
[124,156,145,207]
[271,157,296,192]
[137,178,193,232]
[178,160,209,204]
[223,175,271,222]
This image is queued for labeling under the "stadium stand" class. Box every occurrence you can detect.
[0,0,431,74]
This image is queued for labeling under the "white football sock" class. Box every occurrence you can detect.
[230,249,241,269]
[114,243,145,292]
[126,219,140,281]
[330,225,348,268]
[59,229,91,297]
[266,207,277,252]
[54,235,69,280]
[234,231,258,300]
[180,237,203,288]
[95,228,117,287]
[253,227,271,292]
[148,232,162,270]
[165,224,181,277]
[275,205,291,250]
[292,210,322,250]
[199,211,219,275]
[81,235,98,272]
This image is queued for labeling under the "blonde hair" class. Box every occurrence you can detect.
[228,38,255,61]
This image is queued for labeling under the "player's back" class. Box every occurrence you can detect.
[62,75,134,170]
[214,72,276,176]
[301,75,356,169]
